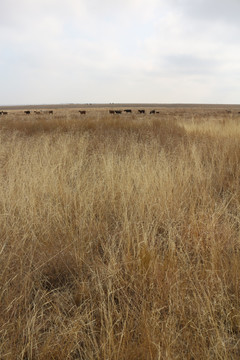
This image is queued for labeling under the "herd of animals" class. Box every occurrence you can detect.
[0,110,54,115]
[108,109,157,114]
[0,109,169,116]
[1,109,240,116]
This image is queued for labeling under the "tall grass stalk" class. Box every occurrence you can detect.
[1,113,240,359]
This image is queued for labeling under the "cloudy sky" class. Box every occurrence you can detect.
[0,0,240,105]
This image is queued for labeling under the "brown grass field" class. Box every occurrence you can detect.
[1,106,240,359]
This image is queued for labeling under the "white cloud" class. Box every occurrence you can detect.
[168,0,240,25]
[0,0,240,104]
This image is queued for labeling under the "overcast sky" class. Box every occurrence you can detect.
[1,0,240,105]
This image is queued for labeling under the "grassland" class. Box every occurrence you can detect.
[1,108,240,359]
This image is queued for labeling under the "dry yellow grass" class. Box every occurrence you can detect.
[1,110,240,359]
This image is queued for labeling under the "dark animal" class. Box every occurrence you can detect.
[115,110,122,114]
[124,109,132,113]
[24,111,31,115]
[109,110,115,114]
[34,111,42,115]
[2,112,8,115]
[138,110,145,114]
[79,110,86,114]
[156,111,160,114]
[49,110,53,114]
[150,110,155,114]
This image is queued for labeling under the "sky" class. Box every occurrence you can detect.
[0,0,240,105]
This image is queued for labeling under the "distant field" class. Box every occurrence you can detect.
[0,104,240,124]
[1,109,240,359]
[1,102,240,111]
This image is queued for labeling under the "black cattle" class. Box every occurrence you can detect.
[79,110,86,114]
[49,110,53,114]
[0,111,2,115]
[109,110,115,114]
[138,110,145,114]
[3,111,8,115]
[150,110,155,114]
[124,109,132,113]
[24,110,31,115]
[115,110,122,114]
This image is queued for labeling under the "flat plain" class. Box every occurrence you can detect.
[1,105,240,359]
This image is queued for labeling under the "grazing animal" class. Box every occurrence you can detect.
[49,110,53,114]
[109,110,115,114]
[24,110,31,115]
[150,110,155,114]
[79,110,86,114]
[138,110,145,114]
[2,111,8,115]
[34,111,42,115]
[124,109,132,113]
[115,110,122,114]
